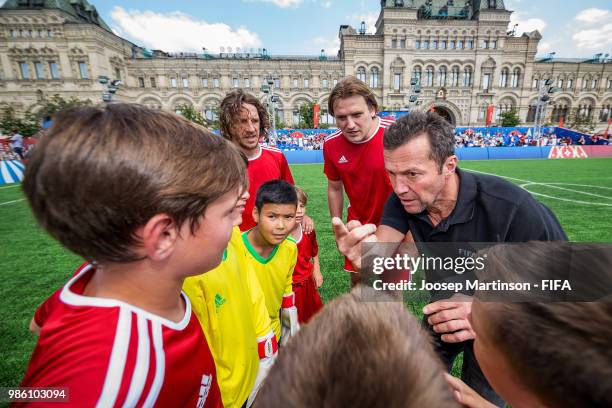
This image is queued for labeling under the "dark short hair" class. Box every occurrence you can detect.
[328,76,378,117]
[255,179,298,211]
[23,103,247,264]
[475,241,612,407]
[383,110,455,171]
[256,286,459,407]
[219,89,270,140]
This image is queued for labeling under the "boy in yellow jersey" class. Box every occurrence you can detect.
[242,180,300,345]
[183,188,278,408]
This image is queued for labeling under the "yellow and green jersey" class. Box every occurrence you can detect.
[183,227,272,408]
[241,230,298,340]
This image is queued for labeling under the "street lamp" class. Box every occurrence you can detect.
[533,78,559,139]
[98,76,120,103]
[262,74,279,145]
[405,77,421,112]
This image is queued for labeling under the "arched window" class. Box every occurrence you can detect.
[500,68,509,88]
[412,66,422,85]
[370,67,380,88]
[551,102,569,123]
[426,66,434,87]
[438,66,447,87]
[526,102,537,123]
[463,67,472,87]
[600,104,611,122]
[495,99,515,121]
[451,67,460,87]
[578,101,594,119]
[356,67,366,82]
[511,68,521,87]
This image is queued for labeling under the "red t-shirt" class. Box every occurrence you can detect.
[20,264,222,408]
[292,225,319,283]
[323,117,394,225]
[241,146,295,231]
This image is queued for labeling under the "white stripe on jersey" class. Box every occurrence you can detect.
[324,129,342,142]
[262,146,281,153]
[123,314,151,407]
[96,308,132,408]
[143,322,165,407]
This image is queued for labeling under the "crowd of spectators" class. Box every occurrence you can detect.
[454,129,609,148]
[264,127,610,151]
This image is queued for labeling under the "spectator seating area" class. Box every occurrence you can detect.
[266,125,608,151]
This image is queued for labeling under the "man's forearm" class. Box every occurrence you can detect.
[327,183,344,219]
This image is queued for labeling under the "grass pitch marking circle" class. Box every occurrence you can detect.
[519,182,612,207]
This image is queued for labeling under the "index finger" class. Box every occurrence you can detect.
[331,217,349,240]
[423,299,460,315]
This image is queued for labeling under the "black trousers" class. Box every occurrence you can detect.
[424,317,505,407]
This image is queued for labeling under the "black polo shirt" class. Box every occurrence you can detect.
[381,168,568,243]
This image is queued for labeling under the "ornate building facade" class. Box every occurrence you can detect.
[1,0,610,128]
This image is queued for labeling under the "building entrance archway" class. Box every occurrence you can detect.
[432,106,456,125]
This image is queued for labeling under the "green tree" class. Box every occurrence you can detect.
[0,106,40,136]
[38,94,92,120]
[566,107,596,133]
[298,102,315,128]
[177,104,219,130]
[499,108,520,127]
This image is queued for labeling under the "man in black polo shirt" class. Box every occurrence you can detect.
[332,111,567,406]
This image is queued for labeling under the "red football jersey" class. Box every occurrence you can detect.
[19,264,222,408]
[241,146,295,231]
[323,117,394,225]
[292,225,319,283]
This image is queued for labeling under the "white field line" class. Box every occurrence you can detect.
[465,169,612,207]
[0,184,20,190]
[520,183,612,201]
[0,198,25,206]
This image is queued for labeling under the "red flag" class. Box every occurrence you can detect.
[485,104,494,126]
[559,116,564,128]
[313,103,320,129]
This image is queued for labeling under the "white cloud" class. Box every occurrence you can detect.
[575,8,611,23]
[109,7,262,53]
[537,41,552,54]
[346,11,379,34]
[509,12,547,35]
[572,23,612,50]
[244,0,303,7]
[322,1,332,8]
[312,35,340,55]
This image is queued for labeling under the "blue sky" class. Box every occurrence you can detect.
[15,0,612,57]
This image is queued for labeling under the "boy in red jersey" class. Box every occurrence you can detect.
[289,186,323,323]
[323,76,394,285]
[219,89,313,233]
[17,104,246,407]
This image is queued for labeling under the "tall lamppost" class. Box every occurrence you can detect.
[261,74,278,145]
[534,78,560,139]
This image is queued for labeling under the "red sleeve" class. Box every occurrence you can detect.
[280,153,294,184]
[310,229,319,257]
[323,143,340,181]
[33,290,61,328]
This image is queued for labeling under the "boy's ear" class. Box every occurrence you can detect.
[252,207,260,224]
[139,214,179,261]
